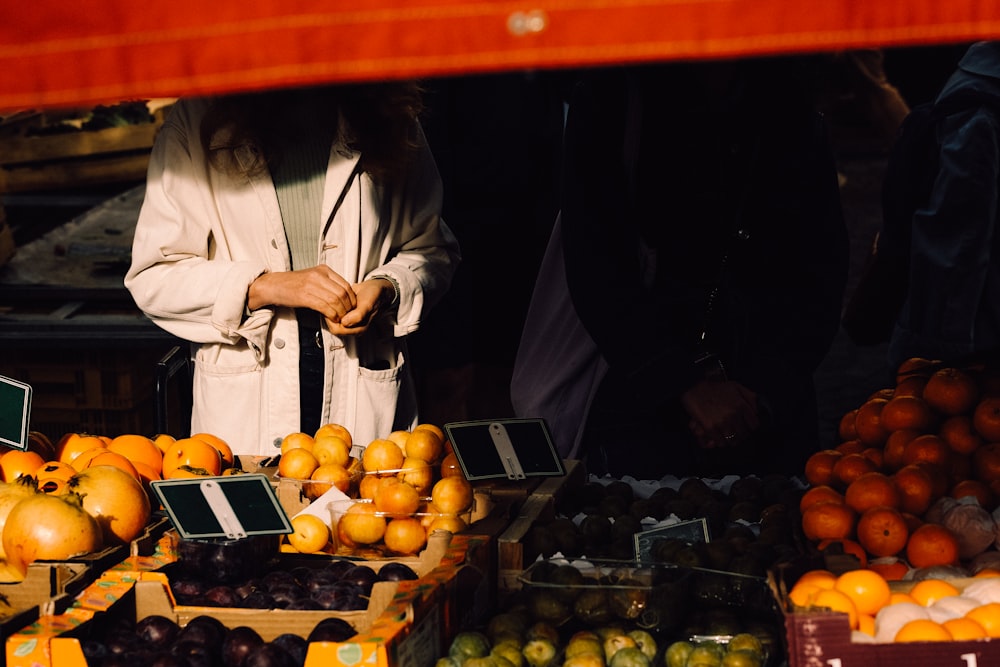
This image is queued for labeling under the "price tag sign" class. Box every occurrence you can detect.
[633,518,710,562]
[444,418,564,481]
[0,376,31,451]
[151,474,292,540]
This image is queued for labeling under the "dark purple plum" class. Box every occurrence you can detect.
[270,634,308,667]
[376,562,418,582]
[307,617,357,643]
[243,644,295,667]
[339,565,377,595]
[136,615,182,649]
[222,626,264,667]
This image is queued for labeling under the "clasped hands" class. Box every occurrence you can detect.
[247,265,394,335]
[681,377,761,449]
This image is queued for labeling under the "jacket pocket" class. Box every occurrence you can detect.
[190,344,264,453]
[354,349,417,447]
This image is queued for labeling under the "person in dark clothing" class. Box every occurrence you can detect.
[889,42,1000,369]
[558,60,849,479]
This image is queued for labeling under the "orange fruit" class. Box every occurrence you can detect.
[817,538,868,567]
[893,619,952,642]
[306,463,355,499]
[795,569,839,590]
[439,451,462,478]
[311,434,352,468]
[788,582,823,607]
[800,485,844,513]
[880,395,937,433]
[804,449,843,487]
[855,398,891,447]
[839,409,860,441]
[974,396,1000,441]
[191,433,234,469]
[68,446,110,472]
[951,479,994,509]
[902,434,951,468]
[973,442,1000,483]
[894,375,929,398]
[857,613,876,636]
[108,434,163,475]
[152,433,176,454]
[86,451,140,480]
[383,516,428,555]
[883,429,921,472]
[280,432,314,455]
[314,423,353,449]
[942,617,987,640]
[857,505,909,558]
[965,602,1000,637]
[404,429,445,465]
[916,461,950,499]
[55,434,107,466]
[361,439,405,473]
[923,367,979,416]
[430,475,474,515]
[338,501,387,545]
[896,357,940,384]
[34,461,76,483]
[0,450,44,482]
[833,452,879,488]
[836,440,865,455]
[811,588,859,629]
[908,578,960,607]
[801,501,856,542]
[906,523,960,569]
[386,430,411,452]
[845,472,900,514]
[834,568,891,616]
[426,513,469,535]
[892,464,935,515]
[868,558,910,581]
[162,437,223,477]
[939,415,984,456]
[277,447,319,480]
[358,473,395,500]
[861,447,885,470]
[397,456,434,495]
[373,479,422,517]
[287,514,331,554]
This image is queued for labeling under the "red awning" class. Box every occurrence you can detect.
[3,0,1000,111]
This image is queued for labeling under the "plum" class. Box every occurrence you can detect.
[377,562,418,582]
[261,570,297,592]
[243,644,296,667]
[222,626,264,667]
[201,586,241,608]
[136,615,182,649]
[271,634,308,667]
[307,617,357,643]
[177,615,228,655]
[339,565,378,595]
[323,558,355,579]
[170,639,220,667]
[241,591,276,609]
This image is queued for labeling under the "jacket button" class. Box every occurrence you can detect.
[274,339,285,349]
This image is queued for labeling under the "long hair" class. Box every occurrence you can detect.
[199,81,425,182]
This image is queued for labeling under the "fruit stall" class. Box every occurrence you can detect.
[6,2,1000,667]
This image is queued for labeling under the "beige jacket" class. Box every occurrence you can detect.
[126,98,460,455]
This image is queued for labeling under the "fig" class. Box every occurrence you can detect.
[136,615,181,649]
[378,562,419,582]
[307,617,358,643]
[222,626,264,667]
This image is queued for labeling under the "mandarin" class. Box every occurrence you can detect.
[857,505,909,558]
[855,398,891,447]
[881,395,937,433]
[965,602,1000,638]
[973,442,1000,483]
[923,367,979,416]
[834,568,891,616]
[833,453,879,488]
[845,472,900,514]
[951,479,994,509]
[908,579,961,607]
[801,501,856,542]
[800,485,844,513]
[894,619,952,642]
[942,617,987,640]
[906,523,960,569]
[811,588,859,629]
[896,357,940,384]
[974,396,1000,442]
[883,429,921,472]
[817,538,868,567]
[901,434,951,468]
[892,464,935,515]
[804,449,844,487]
[838,409,860,441]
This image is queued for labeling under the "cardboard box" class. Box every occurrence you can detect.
[7,531,483,667]
[0,562,90,643]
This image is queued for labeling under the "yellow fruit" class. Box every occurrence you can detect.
[287,514,331,554]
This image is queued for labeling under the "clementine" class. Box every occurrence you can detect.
[836,440,865,455]
[901,434,951,468]
[854,397,890,447]
[942,617,988,640]
[896,357,940,384]
[905,523,960,568]
[965,602,1000,638]
[974,396,1000,441]
[923,367,979,416]
[811,588,859,629]
[834,568,891,616]
[892,464,935,515]
[894,375,929,398]
[951,478,994,509]
[801,501,856,542]
[883,429,921,472]
[845,472,900,514]
[868,557,910,581]
[893,619,952,642]
[880,395,936,433]
[838,409,860,441]
[799,485,844,513]
[108,434,163,475]
[974,442,1000,483]
[856,505,909,558]
[939,415,984,456]
[833,452,879,488]
[908,578,960,607]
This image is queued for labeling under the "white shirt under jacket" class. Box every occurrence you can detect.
[125,97,460,456]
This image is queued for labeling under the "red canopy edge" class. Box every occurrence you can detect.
[3,0,1000,111]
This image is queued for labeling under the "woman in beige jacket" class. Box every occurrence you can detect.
[126,84,460,456]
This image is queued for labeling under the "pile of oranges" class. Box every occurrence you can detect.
[277,423,474,557]
[788,566,1000,643]
[801,357,1000,577]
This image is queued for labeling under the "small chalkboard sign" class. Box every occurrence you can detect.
[0,376,31,451]
[151,474,292,540]
[633,518,711,562]
[444,418,564,481]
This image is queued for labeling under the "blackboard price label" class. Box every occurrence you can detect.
[151,474,292,539]
[0,376,31,451]
[444,418,564,481]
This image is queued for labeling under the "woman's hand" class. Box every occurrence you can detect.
[325,278,395,335]
[681,378,760,448]
[248,266,357,322]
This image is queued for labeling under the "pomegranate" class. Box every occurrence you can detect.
[64,465,151,545]
[2,492,102,575]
